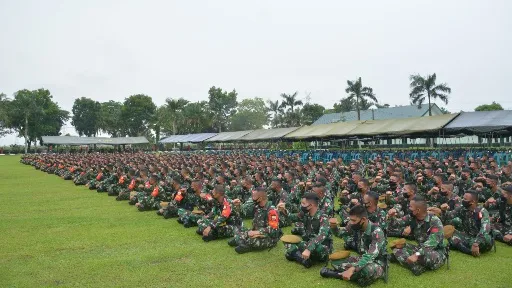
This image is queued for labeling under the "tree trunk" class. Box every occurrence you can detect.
[24,114,28,154]
[428,94,432,116]
[172,121,177,135]
[356,96,360,120]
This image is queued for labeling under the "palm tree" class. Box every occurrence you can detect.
[164,98,189,135]
[267,100,283,128]
[345,77,377,120]
[409,73,451,116]
[280,92,303,113]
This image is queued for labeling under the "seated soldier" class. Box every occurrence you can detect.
[116,169,137,201]
[321,205,386,287]
[177,180,213,228]
[196,185,237,242]
[390,195,446,276]
[443,190,493,256]
[229,187,282,254]
[486,184,512,245]
[135,174,167,212]
[279,192,332,268]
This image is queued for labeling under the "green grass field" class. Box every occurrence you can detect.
[0,156,511,288]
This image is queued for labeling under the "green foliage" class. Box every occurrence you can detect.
[208,86,238,132]
[99,101,125,137]
[0,93,11,136]
[7,89,69,150]
[439,107,451,114]
[475,102,504,111]
[301,103,325,125]
[345,77,377,120]
[279,92,303,127]
[161,98,190,135]
[121,94,157,137]
[1,157,511,288]
[409,73,451,116]
[179,101,214,134]
[230,97,269,131]
[71,97,101,137]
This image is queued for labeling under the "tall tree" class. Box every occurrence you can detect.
[267,99,284,128]
[71,97,101,137]
[8,89,69,152]
[164,98,189,135]
[345,77,378,120]
[475,102,504,111]
[99,100,124,137]
[279,92,303,127]
[0,93,10,137]
[180,101,214,134]
[301,103,325,125]
[230,97,269,131]
[409,73,451,116]
[121,94,157,137]
[208,86,238,132]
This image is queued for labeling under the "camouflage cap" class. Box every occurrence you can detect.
[160,202,170,208]
[377,203,388,209]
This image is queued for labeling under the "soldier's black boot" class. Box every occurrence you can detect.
[156,210,163,216]
[293,251,312,268]
[196,229,202,235]
[176,218,184,224]
[320,267,341,279]
[235,245,252,254]
[183,220,192,228]
[410,264,426,276]
[228,238,237,247]
[285,252,297,261]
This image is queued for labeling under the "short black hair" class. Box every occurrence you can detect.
[367,191,379,203]
[404,182,418,193]
[214,185,225,195]
[349,205,368,218]
[359,179,370,186]
[465,190,479,202]
[303,192,320,204]
[411,195,427,210]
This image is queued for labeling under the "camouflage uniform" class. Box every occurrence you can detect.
[177,193,212,227]
[197,198,237,240]
[135,183,167,211]
[161,187,196,219]
[97,172,117,192]
[444,206,494,254]
[107,175,126,196]
[391,215,446,275]
[116,177,138,201]
[328,221,386,286]
[232,202,282,250]
[282,209,332,263]
[293,196,334,235]
[488,197,512,244]
[88,171,106,190]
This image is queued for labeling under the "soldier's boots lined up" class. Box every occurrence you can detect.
[320,267,341,279]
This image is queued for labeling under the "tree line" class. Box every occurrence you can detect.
[0,73,505,152]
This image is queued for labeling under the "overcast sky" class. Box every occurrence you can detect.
[1,0,510,145]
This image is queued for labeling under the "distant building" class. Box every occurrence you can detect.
[312,104,443,125]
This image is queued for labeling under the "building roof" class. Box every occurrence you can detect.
[205,130,254,142]
[444,110,512,134]
[160,133,217,143]
[312,104,440,125]
[239,127,300,141]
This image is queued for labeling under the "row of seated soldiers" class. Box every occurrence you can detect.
[21,152,512,286]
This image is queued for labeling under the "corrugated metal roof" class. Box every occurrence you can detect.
[41,136,149,145]
[284,122,363,139]
[205,130,254,142]
[313,104,434,125]
[160,133,217,143]
[444,111,512,134]
[239,127,300,141]
[345,114,458,136]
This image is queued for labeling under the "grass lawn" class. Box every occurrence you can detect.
[0,156,511,288]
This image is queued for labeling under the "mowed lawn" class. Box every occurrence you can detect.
[0,156,511,288]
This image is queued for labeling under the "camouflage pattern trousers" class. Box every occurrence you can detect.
[88,179,100,190]
[177,208,203,227]
[491,223,512,245]
[107,185,122,196]
[448,230,493,255]
[331,257,384,287]
[197,224,235,239]
[392,243,445,275]
[161,202,180,219]
[284,241,329,262]
[234,228,278,250]
[116,190,131,201]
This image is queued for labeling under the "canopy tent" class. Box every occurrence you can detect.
[284,121,366,140]
[160,133,217,143]
[343,114,458,137]
[239,127,300,141]
[443,111,512,134]
[205,130,253,142]
[41,136,149,145]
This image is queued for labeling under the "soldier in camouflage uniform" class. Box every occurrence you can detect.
[500,166,512,184]
[196,185,238,242]
[177,180,213,228]
[97,164,117,192]
[107,167,126,196]
[134,174,167,212]
[292,183,334,235]
[279,193,332,268]
[322,205,386,286]
[443,190,493,256]
[486,184,512,245]
[116,169,138,201]
[229,187,282,253]
[87,166,106,190]
[389,195,446,276]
